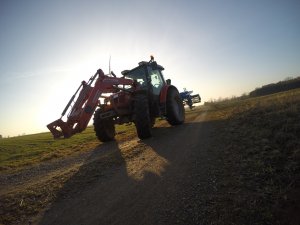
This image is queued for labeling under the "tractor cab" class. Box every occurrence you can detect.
[121,58,166,96]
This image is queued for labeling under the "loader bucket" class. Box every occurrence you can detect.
[47,119,73,138]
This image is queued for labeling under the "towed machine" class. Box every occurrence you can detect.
[180,89,201,109]
[47,56,185,142]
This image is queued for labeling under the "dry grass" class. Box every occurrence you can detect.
[207,88,300,224]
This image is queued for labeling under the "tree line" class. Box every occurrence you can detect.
[249,76,300,97]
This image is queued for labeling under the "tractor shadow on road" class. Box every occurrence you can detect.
[38,119,223,225]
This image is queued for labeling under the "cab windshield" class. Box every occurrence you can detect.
[124,66,147,88]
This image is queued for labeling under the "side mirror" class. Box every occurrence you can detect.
[166,79,171,85]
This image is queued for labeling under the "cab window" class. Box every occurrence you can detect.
[149,70,164,95]
[123,67,147,89]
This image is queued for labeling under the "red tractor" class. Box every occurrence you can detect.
[47,56,185,141]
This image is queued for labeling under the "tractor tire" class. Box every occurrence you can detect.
[166,87,185,125]
[93,108,115,142]
[150,116,156,128]
[134,94,152,139]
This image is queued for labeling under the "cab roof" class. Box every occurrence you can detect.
[121,61,164,76]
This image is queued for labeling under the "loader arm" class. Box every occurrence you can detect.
[47,69,133,138]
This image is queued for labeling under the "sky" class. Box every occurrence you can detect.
[0,0,299,137]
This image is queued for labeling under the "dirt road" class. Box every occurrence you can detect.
[33,109,223,225]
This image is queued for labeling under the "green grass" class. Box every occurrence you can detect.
[0,126,100,171]
[0,123,139,171]
[0,119,142,172]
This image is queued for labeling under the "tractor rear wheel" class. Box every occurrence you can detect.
[150,116,156,128]
[166,88,185,125]
[93,108,115,142]
[134,94,152,139]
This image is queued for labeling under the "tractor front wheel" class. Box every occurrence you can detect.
[166,88,185,125]
[134,94,152,139]
[93,108,115,142]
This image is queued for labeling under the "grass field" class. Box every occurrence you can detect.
[0,127,97,171]
[0,123,140,171]
[204,87,300,121]
[205,88,300,224]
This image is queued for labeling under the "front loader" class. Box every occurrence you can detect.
[47,56,185,141]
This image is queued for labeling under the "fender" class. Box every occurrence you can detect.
[159,85,178,104]
[159,85,179,115]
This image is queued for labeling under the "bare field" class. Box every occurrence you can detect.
[0,89,299,225]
